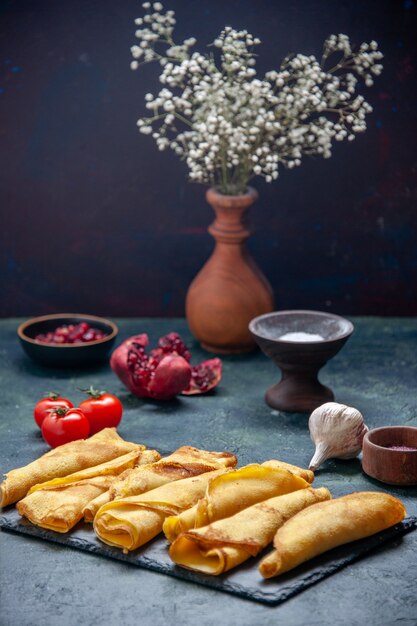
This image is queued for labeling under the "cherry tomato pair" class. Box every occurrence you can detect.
[34,388,123,448]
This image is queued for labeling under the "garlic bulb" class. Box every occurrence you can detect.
[308,402,368,471]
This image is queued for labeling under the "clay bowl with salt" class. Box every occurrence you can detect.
[249,310,354,413]
[362,426,417,485]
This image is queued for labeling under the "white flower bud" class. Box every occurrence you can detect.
[130,19,380,192]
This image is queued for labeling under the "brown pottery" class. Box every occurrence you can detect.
[249,310,354,413]
[186,187,274,353]
[362,426,417,485]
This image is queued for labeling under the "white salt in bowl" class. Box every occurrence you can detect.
[249,310,354,345]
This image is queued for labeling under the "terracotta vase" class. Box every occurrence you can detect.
[186,187,274,353]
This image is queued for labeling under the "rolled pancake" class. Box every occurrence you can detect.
[83,490,113,522]
[94,468,230,552]
[0,428,143,507]
[17,476,115,532]
[108,445,237,500]
[261,460,314,484]
[27,448,161,494]
[169,487,331,575]
[16,449,153,532]
[82,449,162,522]
[163,464,310,543]
[259,491,406,578]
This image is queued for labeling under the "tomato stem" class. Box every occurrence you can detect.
[44,391,60,399]
[79,385,106,399]
[47,407,69,416]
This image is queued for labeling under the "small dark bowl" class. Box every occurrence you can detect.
[249,310,354,413]
[17,313,118,367]
[362,426,417,485]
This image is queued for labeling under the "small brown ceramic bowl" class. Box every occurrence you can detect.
[362,426,417,485]
[17,313,118,367]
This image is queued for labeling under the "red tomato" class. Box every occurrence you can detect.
[41,407,90,448]
[34,393,73,429]
[79,386,123,435]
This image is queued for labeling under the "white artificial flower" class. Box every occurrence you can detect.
[130,7,382,193]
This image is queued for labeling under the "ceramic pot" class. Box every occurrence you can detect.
[186,187,274,353]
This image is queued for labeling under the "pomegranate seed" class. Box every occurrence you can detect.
[35,323,109,344]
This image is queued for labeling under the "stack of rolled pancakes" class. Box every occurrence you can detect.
[2,430,405,578]
[91,457,405,577]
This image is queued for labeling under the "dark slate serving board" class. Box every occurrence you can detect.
[1,508,416,606]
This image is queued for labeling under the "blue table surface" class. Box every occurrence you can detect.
[1,317,416,626]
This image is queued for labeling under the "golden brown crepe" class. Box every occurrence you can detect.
[0,428,143,507]
[261,460,314,484]
[94,468,230,552]
[27,448,161,495]
[168,487,331,575]
[83,490,113,522]
[82,466,138,523]
[82,446,236,523]
[108,446,237,500]
[16,449,158,533]
[259,491,406,578]
[17,476,116,533]
[163,463,310,543]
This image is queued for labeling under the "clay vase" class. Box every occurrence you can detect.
[186,187,274,354]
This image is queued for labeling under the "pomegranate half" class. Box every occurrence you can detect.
[110,333,222,400]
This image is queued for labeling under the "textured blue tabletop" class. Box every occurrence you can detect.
[1,317,416,626]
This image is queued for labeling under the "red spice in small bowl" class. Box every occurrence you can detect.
[362,426,417,485]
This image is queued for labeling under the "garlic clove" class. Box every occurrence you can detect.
[309,442,333,472]
[308,402,368,471]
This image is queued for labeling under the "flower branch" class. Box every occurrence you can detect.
[130,2,383,195]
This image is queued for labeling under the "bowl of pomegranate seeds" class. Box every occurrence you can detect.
[17,314,118,367]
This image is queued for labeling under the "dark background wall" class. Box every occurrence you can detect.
[1,0,416,318]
